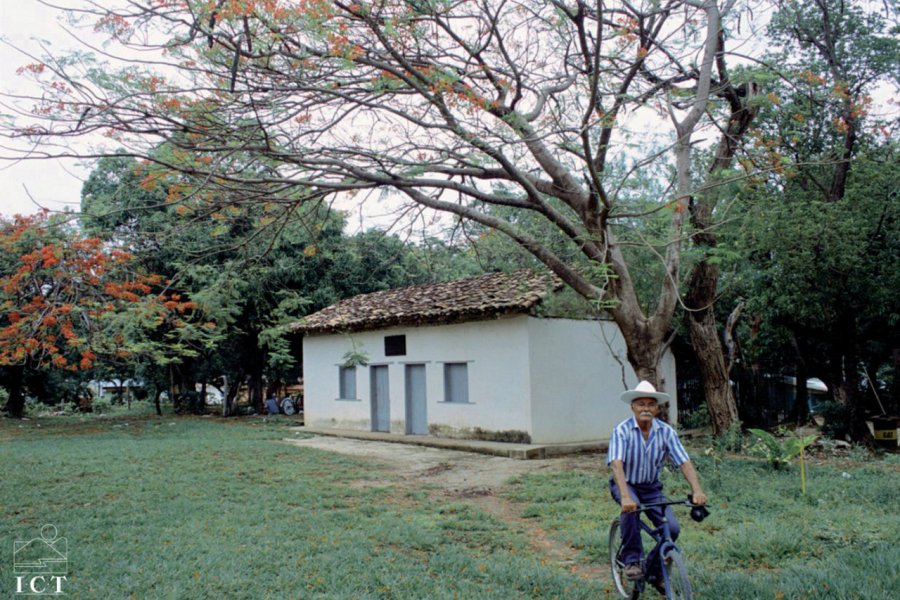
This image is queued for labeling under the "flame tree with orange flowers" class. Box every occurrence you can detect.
[0,211,211,417]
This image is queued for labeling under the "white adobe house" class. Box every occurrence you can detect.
[293,271,677,445]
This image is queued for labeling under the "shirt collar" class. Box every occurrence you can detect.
[629,415,659,433]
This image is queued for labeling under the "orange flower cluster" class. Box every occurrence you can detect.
[0,213,203,371]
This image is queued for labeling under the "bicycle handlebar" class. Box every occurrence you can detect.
[636,496,704,510]
[633,496,712,522]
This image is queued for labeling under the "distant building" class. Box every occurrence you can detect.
[89,379,143,400]
[293,271,677,445]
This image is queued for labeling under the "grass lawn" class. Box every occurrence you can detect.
[2,416,604,599]
[506,445,900,600]
[2,415,898,599]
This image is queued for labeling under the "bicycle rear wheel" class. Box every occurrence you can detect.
[663,549,693,600]
[608,517,638,599]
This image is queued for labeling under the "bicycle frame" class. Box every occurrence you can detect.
[636,503,680,591]
[610,498,697,599]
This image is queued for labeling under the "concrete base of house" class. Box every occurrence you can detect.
[288,426,609,459]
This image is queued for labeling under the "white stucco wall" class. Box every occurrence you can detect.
[302,315,677,444]
[526,318,678,444]
[302,316,533,436]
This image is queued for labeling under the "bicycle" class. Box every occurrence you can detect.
[608,497,708,600]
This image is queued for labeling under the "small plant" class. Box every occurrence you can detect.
[341,337,369,367]
[846,443,872,463]
[58,401,78,415]
[703,445,724,491]
[748,428,817,494]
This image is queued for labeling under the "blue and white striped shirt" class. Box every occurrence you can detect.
[606,417,691,484]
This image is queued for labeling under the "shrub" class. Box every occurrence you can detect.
[92,397,113,414]
[680,404,710,429]
[818,401,853,440]
[714,420,745,453]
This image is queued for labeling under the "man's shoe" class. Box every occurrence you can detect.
[624,563,643,580]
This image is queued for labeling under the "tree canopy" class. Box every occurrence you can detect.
[0,210,199,416]
[77,152,442,414]
[1,0,896,433]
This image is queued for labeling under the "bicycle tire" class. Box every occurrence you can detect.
[663,549,693,600]
[608,517,639,599]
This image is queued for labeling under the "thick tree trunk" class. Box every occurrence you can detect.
[221,374,238,417]
[788,333,810,425]
[248,372,264,415]
[683,264,740,435]
[678,55,758,436]
[3,365,26,418]
[686,306,739,434]
[826,352,870,441]
[168,364,178,413]
[624,339,663,387]
[791,360,810,425]
[891,348,900,415]
[244,331,265,415]
[611,323,673,422]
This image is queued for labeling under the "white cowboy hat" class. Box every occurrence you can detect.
[620,380,670,405]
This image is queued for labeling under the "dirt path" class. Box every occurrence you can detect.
[283,435,609,581]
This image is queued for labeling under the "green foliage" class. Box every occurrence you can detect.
[531,286,602,319]
[712,420,745,454]
[748,428,817,470]
[0,211,205,415]
[79,155,437,400]
[680,404,710,430]
[25,399,78,416]
[696,0,900,431]
[768,0,898,87]
[817,401,854,440]
[341,339,370,368]
[90,396,113,414]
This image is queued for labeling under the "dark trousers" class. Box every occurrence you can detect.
[609,478,680,575]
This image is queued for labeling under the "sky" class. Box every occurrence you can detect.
[1,1,894,224]
[0,1,90,217]
[0,0,415,233]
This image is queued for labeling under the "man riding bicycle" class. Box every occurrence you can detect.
[607,381,707,593]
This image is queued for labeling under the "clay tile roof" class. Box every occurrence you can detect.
[293,270,563,334]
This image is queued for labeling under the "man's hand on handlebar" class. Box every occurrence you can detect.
[621,495,638,513]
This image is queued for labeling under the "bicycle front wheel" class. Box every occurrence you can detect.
[608,517,638,599]
[663,549,693,600]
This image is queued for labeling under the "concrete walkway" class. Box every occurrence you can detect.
[290,426,608,459]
